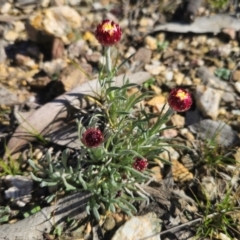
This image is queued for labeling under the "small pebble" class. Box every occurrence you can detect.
[139,17,154,28]
[144,36,157,50]
[41,0,51,7]
[177,41,185,50]
[145,64,164,75]
[165,71,173,81]
[181,154,194,170]
[174,72,184,85]
[13,21,25,33]
[4,30,19,42]
[0,2,11,14]
[234,82,240,93]
[103,216,116,231]
[180,128,195,142]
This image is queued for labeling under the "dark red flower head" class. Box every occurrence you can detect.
[82,128,104,148]
[95,19,122,46]
[168,88,192,112]
[133,157,148,172]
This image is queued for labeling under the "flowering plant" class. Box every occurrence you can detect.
[29,19,192,220]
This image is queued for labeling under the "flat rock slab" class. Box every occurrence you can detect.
[0,191,91,240]
[189,119,240,147]
[152,15,240,34]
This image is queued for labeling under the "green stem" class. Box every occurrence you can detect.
[106,46,112,76]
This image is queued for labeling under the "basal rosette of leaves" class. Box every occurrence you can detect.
[28,19,192,220]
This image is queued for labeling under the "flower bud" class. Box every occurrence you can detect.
[82,128,104,148]
[133,157,148,172]
[95,19,122,46]
[168,88,192,112]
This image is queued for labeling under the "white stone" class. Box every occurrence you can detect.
[0,2,11,14]
[4,30,19,42]
[232,110,240,116]
[145,64,164,75]
[68,0,81,5]
[112,212,161,240]
[41,0,51,7]
[177,41,185,50]
[234,81,240,93]
[165,71,173,81]
[13,21,25,33]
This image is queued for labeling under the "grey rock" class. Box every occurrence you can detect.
[189,119,240,147]
[4,175,33,207]
[0,191,91,239]
[195,85,222,119]
[0,84,18,106]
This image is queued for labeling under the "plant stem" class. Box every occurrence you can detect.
[106,46,112,75]
[105,46,117,124]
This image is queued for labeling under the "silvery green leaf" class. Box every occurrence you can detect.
[45,193,56,203]
[30,172,42,182]
[61,149,69,169]
[93,206,100,221]
[78,173,87,190]
[117,202,131,214]
[86,205,90,215]
[122,166,149,179]
[109,203,116,213]
[62,176,76,191]
[120,198,137,213]
[40,181,58,187]
[110,176,118,187]
[28,159,42,171]
[69,166,74,174]
[46,151,53,173]
[123,187,134,198]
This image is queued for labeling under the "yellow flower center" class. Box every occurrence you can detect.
[102,22,115,35]
[176,90,187,100]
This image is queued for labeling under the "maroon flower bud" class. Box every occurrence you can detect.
[168,88,192,112]
[82,128,104,148]
[133,157,148,172]
[95,19,122,46]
